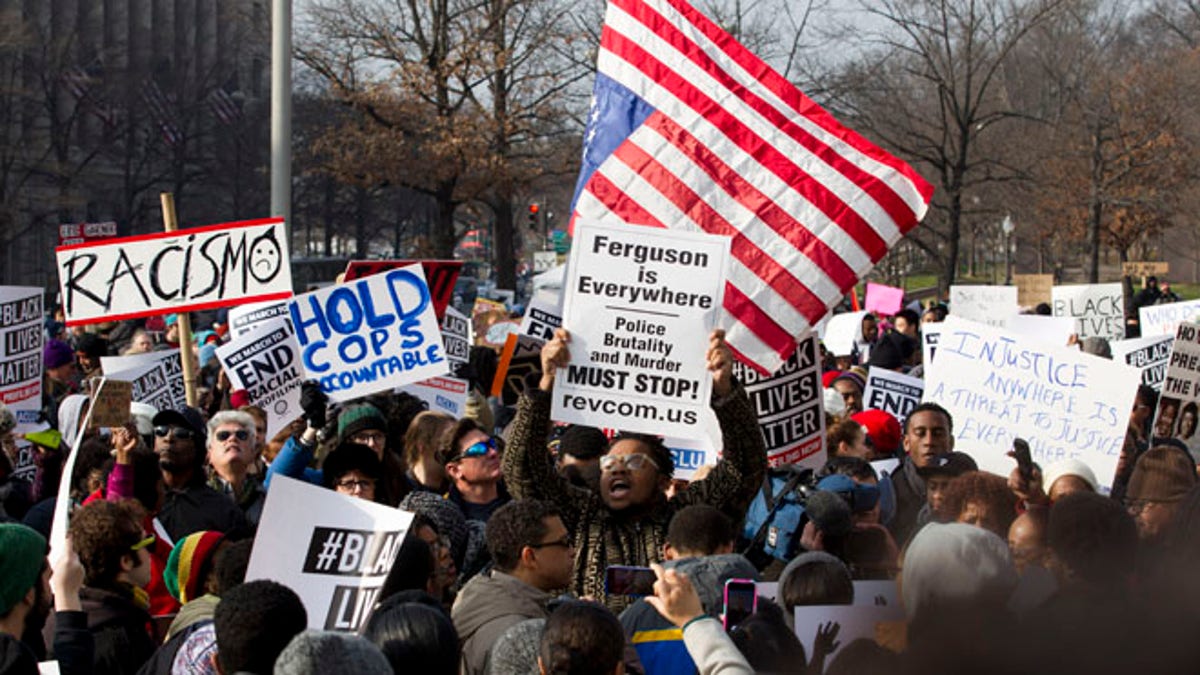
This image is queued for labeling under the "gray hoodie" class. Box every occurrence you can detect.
[452,570,554,675]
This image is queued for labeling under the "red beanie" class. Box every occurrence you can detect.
[822,371,843,389]
[852,409,902,456]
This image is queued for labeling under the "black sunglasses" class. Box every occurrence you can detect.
[153,425,196,440]
[215,429,250,442]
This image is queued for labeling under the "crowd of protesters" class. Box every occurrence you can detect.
[1,280,1199,675]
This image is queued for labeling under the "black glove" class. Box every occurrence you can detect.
[300,381,328,429]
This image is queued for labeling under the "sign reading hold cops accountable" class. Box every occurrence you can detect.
[216,317,304,440]
[1151,322,1200,460]
[1111,334,1173,391]
[731,335,825,468]
[863,368,924,424]
[1052,283,1125,342]
[288,264,448,402]
[245,477,414,632]
[553,222,730,440]
[56,217,292,325]
[923,317,1138,488]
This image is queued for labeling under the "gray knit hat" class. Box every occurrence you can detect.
[400,491,469,568]
[274,630,390,675]
[487,618,545,675]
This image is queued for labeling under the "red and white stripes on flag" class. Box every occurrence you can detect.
[207,87,242,125]
[141,80,183,146]
[571,0,933,374]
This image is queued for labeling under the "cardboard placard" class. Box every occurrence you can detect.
[822,311,868,358]
[0,287,44,456]
[398,376,470,418]
[1151,322,1200,458]
[1013,274,1053,307]
[229,300,291,338]
[1111,334,1173,392]
[89,380,133,428]
[1052,283,1125,342]
[1139,299,1200,338]
[923,317,1139,487]
[441,306,472,367]
[519,296,563,342]
[865,283,904,316]
[732,336,825,467]
[101,350,187,411]
[862,368,924,423]
[56,217,292,325]
[921,324,943,367]
[216,317,305,439]
[949,285,1018,329]
[793,604,904,661]
[58,221,117,247]
[343,259,463,322]
[1007,315,1076,348]
[1123,261,1169,277]
[490,333,545,406]
[245,477,414,632]
[288,264,448,403]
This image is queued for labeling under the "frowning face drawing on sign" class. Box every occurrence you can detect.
[248,229,283,283]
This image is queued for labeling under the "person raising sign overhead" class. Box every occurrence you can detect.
[502,328,766,611]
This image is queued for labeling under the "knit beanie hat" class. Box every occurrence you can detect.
[321,443,383,488]
[43,339,74,369]
[337,403,387,442]
[852,409,902,456]
[804,490,854,537]
[901,522,1017,621]
[831,371,865,393]
[0,524,47,614]
[0,403,16,436]
[273,630,391,675]
[164,531,225,604]
[778,550,849,597]
[399,492,469,569]
[1127,446,1196,503]
[1042,458,1100,496]
[489,618,546,675]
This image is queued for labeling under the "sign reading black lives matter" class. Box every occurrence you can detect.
[0,287,43,482]
[553,222,730,440]
[101,350,187,412]
[245,477,414,632]
[216,317,304,440]
[56,217,292,325]
[440,306,471,367]
[732,335,825,468]
[1112,334,1173,391]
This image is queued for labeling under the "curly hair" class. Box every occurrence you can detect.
[610,432,674,479]
[404,411,455,468]
[68,499,147,588]
[940,471,1018,537]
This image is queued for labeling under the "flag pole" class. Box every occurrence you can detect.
[160,193,200,408]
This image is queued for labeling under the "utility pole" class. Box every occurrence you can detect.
[271,0,293,236]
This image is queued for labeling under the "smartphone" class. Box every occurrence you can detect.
[605,565,657,597]
[1012,438,1033,481]
[722,578,758,632]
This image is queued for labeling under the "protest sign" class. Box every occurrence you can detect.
[398,376,470,418]
[923,317,1139,487]
[533,251,558,273]
[1007,315,1075,347]
[246,477,414,631]
[216,317,304,439]
[89,380,133,429]
[58,221,117,247]
[1123,261,1169,277]
[863,368,924,423]
[0,286,43,434]
[491,333,544,406]
[1014,274,1053,307]
[853,580,900,607]
[288,264,448,402]
[921,324,943,367]
[101,350,186,411]
[793,604,903,662]
[949,285,1018,329]
[343,260,463,321]
[1139,299,1200,338]
[229,300,290,338]
[519,295,562,342]
[865,283,904,316]
[441,306,472,367]
[1151,322,1200,459]
[49,379,104,552]
[1111,334,1173,391]
[56,217,292,325]
[1052,283,1125,342]
[822,311,867,357]
[664,408,722,480]
[552,222,730,440]
[103,361,176,413]
[732,336,825,467]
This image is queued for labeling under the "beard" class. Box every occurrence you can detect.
[19,576,52,660]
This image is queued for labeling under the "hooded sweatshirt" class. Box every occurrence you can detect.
[451,569,554,675]
[619,554,758,675]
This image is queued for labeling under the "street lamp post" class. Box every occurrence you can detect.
[1002,214,1015,285]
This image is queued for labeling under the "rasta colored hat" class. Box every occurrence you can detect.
[43,339,74,369]
[164,531,225,604]
[337,403,387,442]
[1127,446,1196,503]
[830,371,865,393]
[852,409,902,456]
[0,524,48,614]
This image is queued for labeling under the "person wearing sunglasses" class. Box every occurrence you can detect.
[502,328,767,611]
[205,411,267,525]
[441,419,510,523]
[149,409,249,545]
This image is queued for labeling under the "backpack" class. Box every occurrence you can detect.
[740,465,819,563]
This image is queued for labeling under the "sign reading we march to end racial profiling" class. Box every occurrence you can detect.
[288,263,448,402]
[553,222,730,440]
[56,218,292,325]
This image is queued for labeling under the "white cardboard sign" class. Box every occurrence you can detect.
[398,376,471,418]
[519,295,563,343]
[821,311,867,357]
[553,222,730,439]
[1111,334,1173,392]
[732,335,825,468]
[1052,283,1125,342]
[229,300,291,338]
[216,317,304,439]
[950,285,1018,329]
[441,306,472,367]
[1007,315,1076,347]
[1151,322,1200,458]
[1139,299,1200,338]
[101,349,186,411]
[862,368,924,423]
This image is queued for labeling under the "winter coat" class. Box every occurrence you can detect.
[452,570,555,675]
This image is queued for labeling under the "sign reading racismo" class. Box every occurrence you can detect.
[56,218,292,325]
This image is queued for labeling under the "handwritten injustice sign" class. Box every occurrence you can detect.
[553,221,730,440]
[288,264,448,402]
[56,217,292,325]
[1052,283,1125,342]
[924,317,1138,488]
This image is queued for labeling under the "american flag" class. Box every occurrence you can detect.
[571,0,934,374]
[61,64,118,128]
[207,86,242,125]
[140,79,183,146]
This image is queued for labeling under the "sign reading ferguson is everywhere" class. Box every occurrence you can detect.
[552,222,730,440]
[731,335,825,467]
[288,264,448,402]
[56,218,292,325]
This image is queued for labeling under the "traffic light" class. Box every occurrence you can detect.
[527,203,540,229]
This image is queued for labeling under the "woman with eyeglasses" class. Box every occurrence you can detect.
[322,443,384,503]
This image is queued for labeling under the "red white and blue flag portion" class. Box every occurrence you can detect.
[571,0,934,374]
